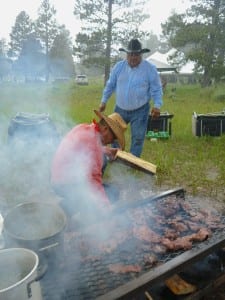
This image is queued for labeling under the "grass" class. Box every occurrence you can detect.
[0,79,225,207]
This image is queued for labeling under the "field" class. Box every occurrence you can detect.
[0,79,225,210]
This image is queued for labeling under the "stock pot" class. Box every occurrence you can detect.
[3,202,67,261]
[0,247,43,300]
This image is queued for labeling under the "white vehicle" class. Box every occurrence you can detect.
[75,74,88,85]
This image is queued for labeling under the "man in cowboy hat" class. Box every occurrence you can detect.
[99,38,163,157]
[51,110,127,220]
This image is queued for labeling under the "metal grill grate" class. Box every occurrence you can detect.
[40,189,225,300]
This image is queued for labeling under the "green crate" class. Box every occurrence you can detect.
[146,131,170,139]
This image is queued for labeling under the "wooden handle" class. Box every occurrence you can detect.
[145,291,154,300]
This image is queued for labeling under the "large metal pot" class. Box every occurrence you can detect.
[3,202,67,262]
[0,247,43,300]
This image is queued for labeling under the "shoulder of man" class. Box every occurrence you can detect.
[113,59,126,70]
[143,59,158,71]
[111,60,127,78]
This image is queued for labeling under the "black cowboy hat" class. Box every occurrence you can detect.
[119,39,150,54]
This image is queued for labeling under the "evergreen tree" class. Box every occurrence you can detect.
[73,0,149,83]
[161,0,225,87]
[15,34,45,82]
[35,0,59,81]
[8,11,34,57]
[0,39,12,81]
[49,27,75,78]
[0,39,8,57]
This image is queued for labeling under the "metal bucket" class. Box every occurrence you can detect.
[0,247,43,300]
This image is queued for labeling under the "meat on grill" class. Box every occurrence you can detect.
[190,227,212,242]
[161,227,212,251]
[64,195,225,276]
[133,225,161,243]
[109,263,142,273]
[168,221,189,233]
[161,236,193,251]
[163,228,179,240]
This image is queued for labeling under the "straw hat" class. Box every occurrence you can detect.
[94,110,127,150]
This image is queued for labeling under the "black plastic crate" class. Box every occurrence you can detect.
[147,111,174,135]
[192,111,225,137]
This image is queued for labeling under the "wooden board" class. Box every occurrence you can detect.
[115,150,156,175]
[165,274,197,295]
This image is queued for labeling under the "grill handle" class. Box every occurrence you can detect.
[113,187,186,213]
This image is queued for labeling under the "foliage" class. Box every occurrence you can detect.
[5,0,75,82]
[15,35,45,81]
[161,0,225,87]
[49,27,75,77]
[8,11,34,57]
[0,58,12,80]
[0,39,12,80]
[0,39,8,56]
[35,0,59,81]
[73,0,150,81]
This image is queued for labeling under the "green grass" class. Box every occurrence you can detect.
[0,79,225,205]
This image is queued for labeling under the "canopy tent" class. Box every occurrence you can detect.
[147,57,177,72]
[146,51,177,72]
[179,61,195,74]
[146,49,196,74]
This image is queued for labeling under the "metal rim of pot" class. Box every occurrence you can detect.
[3,201,67,242]
[0,247,46,299]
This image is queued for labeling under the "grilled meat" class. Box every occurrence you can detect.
[190,228,212,242]
[133,225,161,243]
[109,263,142,273]
[161,237,193,251]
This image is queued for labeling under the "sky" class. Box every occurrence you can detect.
[0,0,192,43]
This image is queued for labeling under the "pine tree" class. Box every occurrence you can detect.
[74,0,149,83]
[35,0,59,81]
[49,27,75,78]
[161,0,225,86]
[8,11,34,57]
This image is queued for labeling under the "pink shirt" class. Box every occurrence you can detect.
[51,122,110,208]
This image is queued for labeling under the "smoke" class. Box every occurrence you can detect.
[0,90,158,298]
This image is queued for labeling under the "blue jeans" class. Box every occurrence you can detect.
[114,102,150,157]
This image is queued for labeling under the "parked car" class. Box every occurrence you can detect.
[75,74,88,85]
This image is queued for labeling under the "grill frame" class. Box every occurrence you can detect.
[96,188,225,299]
[96,231,225,300]
[40,188,225,300]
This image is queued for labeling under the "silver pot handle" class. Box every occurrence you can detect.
[39,242,59,252]
[27,263,47,298]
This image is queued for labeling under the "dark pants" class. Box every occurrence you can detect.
[114,102,150,157]
[52,182,120,219]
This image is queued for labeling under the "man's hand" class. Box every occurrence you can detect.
[151,107,160,120]
[104,147,118,161]
[99,103,106,112]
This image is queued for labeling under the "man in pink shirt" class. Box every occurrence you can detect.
[51,110,127,219]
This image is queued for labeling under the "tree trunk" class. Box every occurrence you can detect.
[201,69,212,87]
[104,0,113,86]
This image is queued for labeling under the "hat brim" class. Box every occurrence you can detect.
[119,47,150,54]
[94,110,125,150]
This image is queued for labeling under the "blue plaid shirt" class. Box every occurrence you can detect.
[101,59,163,111]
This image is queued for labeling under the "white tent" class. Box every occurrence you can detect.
[179,61,195,74]
[146,51,177,72]
[147,49,196,74]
